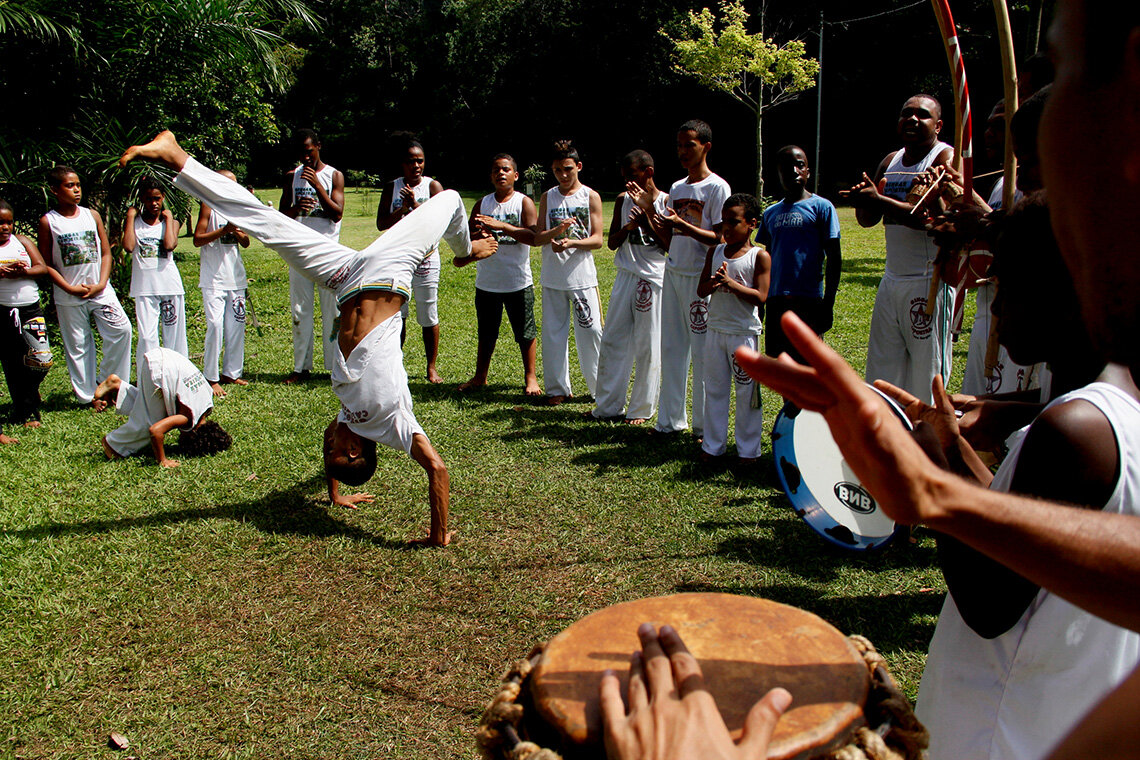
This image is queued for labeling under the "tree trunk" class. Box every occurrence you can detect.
[755,103,765,201]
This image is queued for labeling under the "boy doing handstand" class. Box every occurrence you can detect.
[457,153,541,396]
[121,131,497,546]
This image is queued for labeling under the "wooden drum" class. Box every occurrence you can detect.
[477,593,927,760]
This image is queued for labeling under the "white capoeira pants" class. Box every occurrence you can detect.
[656,269,708,434]
[401,251,440,327]
[173,157,470,314]
[134,294,188,364]
[961,282,1040,396]
[56,291,133,403]
[289,268,338,373]
[702,331,764,458]
[104,354,168,457]
[541,285,602,398]
[865,273,954,405]
[202,288,246,382]
[592,270,661,420]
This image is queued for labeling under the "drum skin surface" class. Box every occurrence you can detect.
[528,593,870,760]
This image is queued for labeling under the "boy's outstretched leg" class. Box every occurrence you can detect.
[409,433,452,547]
[119,131,189,171]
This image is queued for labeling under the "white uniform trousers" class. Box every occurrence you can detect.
[56,291,133,403]
[541,285,602,398]
[961,282,1040,396]
[289,268,338,373]
[701,331,764,458]
[592,270,661,420]
[202,288,246,382]
[401,252,440,327]
[865,274,953,405]
[104,354,167,457]
[656,269,708,434]
[134,294,188,366]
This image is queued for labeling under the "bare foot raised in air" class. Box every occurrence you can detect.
[0,433,18,445]
[119,130,190,171]
[93,374,122,412]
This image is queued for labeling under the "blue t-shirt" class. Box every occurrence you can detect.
[758,195,840,299]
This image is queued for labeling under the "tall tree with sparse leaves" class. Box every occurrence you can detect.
[666,0,819,199]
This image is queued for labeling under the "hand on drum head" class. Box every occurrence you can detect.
[873,375,961,451]
[599,623,792,760]
[734,311,948,527]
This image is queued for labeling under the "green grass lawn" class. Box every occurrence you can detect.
[0,188,975,759]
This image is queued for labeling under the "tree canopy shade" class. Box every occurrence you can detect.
[667,0,820,199]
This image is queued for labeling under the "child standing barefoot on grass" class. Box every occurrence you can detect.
[194,169,251,397]
[377,136,446,383]
[533,139,605,405]
[458,153,541,396]
[697,194,770,461]
[0,198,53,440]
[38,166,132,409]
[124,177,187,362]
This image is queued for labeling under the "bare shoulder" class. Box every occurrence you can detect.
[1012,397,1118,508]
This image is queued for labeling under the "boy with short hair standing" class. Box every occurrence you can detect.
[38,166,133,408]
[643,120,731,437]
[458,153,541,396]
[589,150,669,424]
[124,177,187,362]
[194,169,251,396]
[760,145,841,364]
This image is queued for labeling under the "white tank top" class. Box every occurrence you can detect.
[129,213,183,297]
[706,245,763,335]
[292,163,340,240]
[0,235,39,306]
[614,193,669,286]
[917,381,1140,760]
[45,206,102,306]
[881,141,951,278]
[390,177,438,258]
[199,209,247,291]
[475,191,532,293]
[541,184,597,290]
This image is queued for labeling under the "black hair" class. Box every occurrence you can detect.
[678,119,712,143]
[622,149,654,170]
[906,94,943,120]
[551,139,580,163]
[723,193,762,223]
[0,198,12,215]
[293,128,320,146]
[177,419,233,457]
[1010,84,1051,164]
[47,165,77,188]
[491,153,518,171]
[1019,50,1054,95]
[138,176,163,194]
[322,422,378,487]
[776,145,808,163]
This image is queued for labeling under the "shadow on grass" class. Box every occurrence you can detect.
[672,580,942,655]
[0,473,411,549]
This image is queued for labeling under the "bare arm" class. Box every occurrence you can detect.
[696,246,718,298]
[473,194,539,246]
[532,191,573,246]
[555,190,605,251]
[122,206,139,252]
[161,209,179,252]
[88,209,114,297]
[607,192,631,251]
[149,413,191,467]
[327,474,375,509]
[37,216,86,295]
[15,234,48,278]
[279,174,297,218]
[375,183,400,230]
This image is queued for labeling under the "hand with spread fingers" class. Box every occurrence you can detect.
[599,623,792,760]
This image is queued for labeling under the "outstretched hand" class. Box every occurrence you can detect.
[734,311,949,526]
[332,492,374,509]
[873,375,960,451]
[837,172,881,206]
[600,624,791,760]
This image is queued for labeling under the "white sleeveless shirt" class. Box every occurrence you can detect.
[390,177,439,259]
[614,193,669,286]
[706,245,763,335]
[0,236,39,306]
[541,184,596,290]
[291,163,340,240]
[917,381,1140,760]
[45,207,102,306]
[198,209,247,291]
[129,213,183,297]
[475,190,532,293]
[881,141,951,278]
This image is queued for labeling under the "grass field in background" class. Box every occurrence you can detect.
[0,188,974,759]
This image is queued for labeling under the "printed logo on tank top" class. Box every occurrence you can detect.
[986,365,1002,395]
[909,297,932,339]
[635,279,654,312]
[138,235,165,260]
[732,355,752,385]
[628,222,660,248]
[689,300,708,334]
[183,371,207,393]
[672,198,705,238]
[295,185,328,219]
[490,211,521,244]
[573,294,594,328]
[100,304,128,327]
[325,264,351,289]
[341,404,370,424]
[233,296,247,323]
[220,231,239,246]
[57,230,99,266]
[160,299,178,326]
[550,205,589,240]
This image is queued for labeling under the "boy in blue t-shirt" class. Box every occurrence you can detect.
[758,145,841,363]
